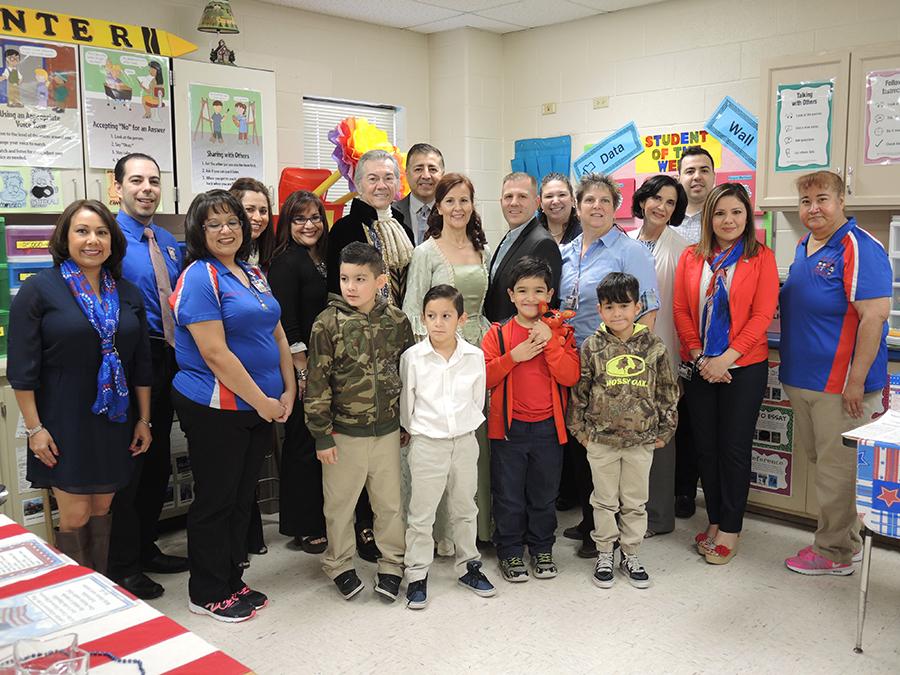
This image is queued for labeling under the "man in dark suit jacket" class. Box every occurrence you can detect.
[394,143,444,245]
[485,172,562,323]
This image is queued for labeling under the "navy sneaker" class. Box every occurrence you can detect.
[458,560,497,597]
[334,570,364,600]
[374,573,401,601]
[406,578,428,609]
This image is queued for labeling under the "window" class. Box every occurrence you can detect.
[302,96,398,200]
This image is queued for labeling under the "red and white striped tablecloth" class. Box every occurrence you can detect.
[0,516,253,674]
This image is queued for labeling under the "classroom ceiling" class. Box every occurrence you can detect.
[261,0,665,33]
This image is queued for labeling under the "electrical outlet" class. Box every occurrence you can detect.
[541,102,557,115]
[593,96,609,109]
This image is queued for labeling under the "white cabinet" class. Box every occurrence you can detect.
[758,42,900,210]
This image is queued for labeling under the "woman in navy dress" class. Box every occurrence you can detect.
[9,199,152,573]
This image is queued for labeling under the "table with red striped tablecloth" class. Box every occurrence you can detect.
[0,516,253,674]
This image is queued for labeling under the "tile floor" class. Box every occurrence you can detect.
[148,507,900,673]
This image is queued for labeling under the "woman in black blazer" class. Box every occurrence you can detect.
[267,190,330,553]
[9,200,152,573]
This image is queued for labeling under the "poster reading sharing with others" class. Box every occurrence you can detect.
[80,47,173,171]
[0,38,81,167]
[189,83,264,192]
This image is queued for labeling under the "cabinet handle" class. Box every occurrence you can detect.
[846,165,853,196]
[71,178,79,197]
[95,178,103,201]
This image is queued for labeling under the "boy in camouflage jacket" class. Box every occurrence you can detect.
[306,243,415,601]
[567,273,678,590]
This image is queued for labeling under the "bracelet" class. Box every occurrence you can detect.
[25,424,43,438]
[138,418,152,428]
[296,368,308,381]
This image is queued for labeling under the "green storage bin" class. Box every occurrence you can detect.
[0,216,6,262]
[0,263,7,311]
[0,308,7,358]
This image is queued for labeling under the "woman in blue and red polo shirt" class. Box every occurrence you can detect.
[170,190,295,623]
[780,171,890,576]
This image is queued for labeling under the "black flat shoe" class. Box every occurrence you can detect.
[117,572,164,600]
[142,552,189,574]
[563,526,583,540]
[675,495,696,519]
[555,497,577,511]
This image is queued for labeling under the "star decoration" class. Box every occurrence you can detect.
[877,486,900,509]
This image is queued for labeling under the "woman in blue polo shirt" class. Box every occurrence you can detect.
[780,171,890,577]
[170,190,295,623]
[558,172,660,557]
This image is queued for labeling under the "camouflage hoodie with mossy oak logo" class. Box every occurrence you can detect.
[567,323,679,449]
[305,294,415,450]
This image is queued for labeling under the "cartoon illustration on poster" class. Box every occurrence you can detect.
[750,448,792,496]
[80,47,173,171]
[189,83,263,192]
[0,167,62,212]
[0,38,80,168]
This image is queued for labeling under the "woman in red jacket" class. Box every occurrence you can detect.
[673,183,778,565]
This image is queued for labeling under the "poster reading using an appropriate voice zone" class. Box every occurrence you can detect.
[0,38,80,167]
[189,83,263,192]
[865,69,900,165]
[80,47,173,172]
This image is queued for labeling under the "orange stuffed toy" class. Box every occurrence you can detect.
[539,302,576,346]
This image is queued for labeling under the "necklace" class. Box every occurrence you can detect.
[548,222,566,242]
[446,233,469,249]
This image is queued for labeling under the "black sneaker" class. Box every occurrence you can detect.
[189,595,255,623]
[374,573,401,601]
[334,570,364,600]
[619,552,651,589]
[592,551,615,589]
[675,495,696,519]
[234,585,268,610]
[357,528,381,563]
[457,560,496,597]
[499,556,529,583]
[406,578,428,609]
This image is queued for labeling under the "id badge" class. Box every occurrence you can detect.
[678,361,693,382]
[251,276,269,294]
[562,292,579,312]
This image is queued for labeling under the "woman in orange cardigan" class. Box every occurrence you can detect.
[673,183,778,565]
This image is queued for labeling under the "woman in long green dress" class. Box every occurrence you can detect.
[402,173,492,546]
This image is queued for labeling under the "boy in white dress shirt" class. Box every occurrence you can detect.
[400,284,496,609]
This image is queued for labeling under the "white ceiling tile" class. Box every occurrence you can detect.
[410,13,525,33]
[262,0,460,29]
[418,0,515,11]
[478,0,599,27]
[570,0,664,11]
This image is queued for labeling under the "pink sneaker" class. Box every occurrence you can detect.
[785,546,854,576]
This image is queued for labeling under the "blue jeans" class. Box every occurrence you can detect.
[490,418,563,559]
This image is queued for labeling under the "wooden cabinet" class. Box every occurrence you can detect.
[757,42,900,210]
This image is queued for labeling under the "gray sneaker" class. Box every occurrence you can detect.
[499,556,529,582]
[592,551,615,589]
[531,552,558,579]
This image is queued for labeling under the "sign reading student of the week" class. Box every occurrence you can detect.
[0,4,196,57]
[635,129,722,174]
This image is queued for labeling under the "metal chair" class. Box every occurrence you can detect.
[853,438,900,653]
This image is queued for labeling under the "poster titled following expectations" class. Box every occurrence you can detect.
[189,83,263,192]
[0,38,81,167]
[865,69,900,165]
[80,47,173,171]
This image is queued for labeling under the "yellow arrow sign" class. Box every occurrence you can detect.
[0,5,196,57]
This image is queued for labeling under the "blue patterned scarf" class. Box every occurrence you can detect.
[700,240,744,358]
[60,259,129,422]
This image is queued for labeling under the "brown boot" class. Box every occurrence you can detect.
[87,514,112,576]
[55,526,91,567]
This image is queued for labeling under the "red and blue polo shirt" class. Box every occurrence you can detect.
[779,217,891,394]
[171,257,283,410]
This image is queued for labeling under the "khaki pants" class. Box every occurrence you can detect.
[784,385,881,565]
[405,433,480,582]
[322,431,404,578]
[586,441,655,554]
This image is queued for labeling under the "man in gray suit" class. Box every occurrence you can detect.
[395,143,444,245]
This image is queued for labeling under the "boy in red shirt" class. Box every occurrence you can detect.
[482,257,580,582]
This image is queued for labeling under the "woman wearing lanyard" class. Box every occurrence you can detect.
[538,173,581,246]
[673,183,778,565]
[170,190,294,622]
[627,174,688,536]
[9,199,152,572]
[267,190,330,554]
[780,171,890,575]
[559,173,659,557]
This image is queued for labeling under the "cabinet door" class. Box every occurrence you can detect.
[845,42,900,208]
[757,51,851,210]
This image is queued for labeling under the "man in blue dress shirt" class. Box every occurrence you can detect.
[108,153,186,599]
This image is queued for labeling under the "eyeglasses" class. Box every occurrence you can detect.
[292,215,322,225]
[203,220,240,232]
